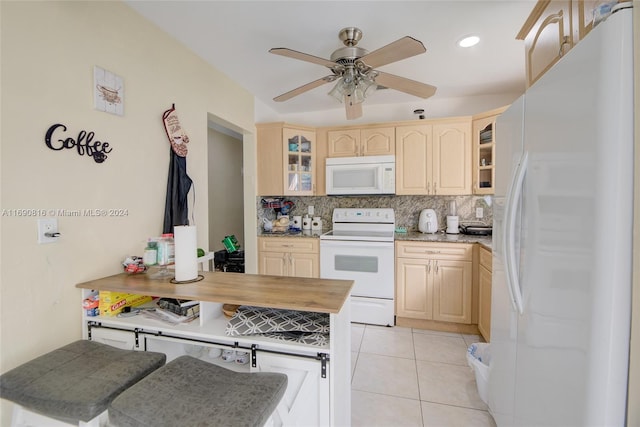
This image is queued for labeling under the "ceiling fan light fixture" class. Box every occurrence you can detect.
[328,81,346,102]
[457,35,480,48]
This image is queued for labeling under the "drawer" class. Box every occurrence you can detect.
[479,247,492,272]
[90,328,136,350]
[259,237,319,253]
[395,241,473,261]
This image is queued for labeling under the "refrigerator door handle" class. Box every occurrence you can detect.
[504,151,528,314]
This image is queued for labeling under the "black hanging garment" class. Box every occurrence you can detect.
[162,148,192,233]
[162,105,193,234]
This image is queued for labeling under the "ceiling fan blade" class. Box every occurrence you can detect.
[375,71,437,99]
[345,95,362,120]
[273,75,337,102]
[358,36,426,69]
[270,48,337,69]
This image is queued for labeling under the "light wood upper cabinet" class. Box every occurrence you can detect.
[256,123,316,196]
[258,237,319,278]
[396,242,473,324]
[283,128,316,196]
[573,0,600,40]
[432,121,472,195]
[471,106,506,195]
[327,129,359,157]
[518,0,607,87]
[518,0,573,87]
[257,123,285,196]
[396,119,471,195]
[395,124,432,194]
[361,127,395,156]
[327,127,395,157]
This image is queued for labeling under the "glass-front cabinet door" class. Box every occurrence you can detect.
[283,128,315,195]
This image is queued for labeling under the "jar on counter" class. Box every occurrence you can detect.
[143,241,158,266]
[156,233,175,266]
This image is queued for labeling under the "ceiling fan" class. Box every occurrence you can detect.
[270,27,437,120]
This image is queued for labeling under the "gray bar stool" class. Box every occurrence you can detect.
[109,355,288,427]
[0,340,166,426]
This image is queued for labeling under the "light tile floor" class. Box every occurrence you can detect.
[350,324,496,427]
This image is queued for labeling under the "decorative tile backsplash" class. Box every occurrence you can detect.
[258,195,493,232]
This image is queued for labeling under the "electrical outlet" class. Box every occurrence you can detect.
[476,207,484,219]
[308,205,314,215]
[38,218,59,244]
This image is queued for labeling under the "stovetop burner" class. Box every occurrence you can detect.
[320,208,395,242]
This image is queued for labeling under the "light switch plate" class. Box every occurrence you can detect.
[38,218,59,244]
[476,207,484,219]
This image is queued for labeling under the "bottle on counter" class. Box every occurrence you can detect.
[143,240,158,266]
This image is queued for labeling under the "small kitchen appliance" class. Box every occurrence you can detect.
[325,155,395,195]
[459,223,492,236]
[446,200,459,234]
[418,209,438,233]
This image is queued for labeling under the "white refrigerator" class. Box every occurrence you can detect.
[489,4,634,426]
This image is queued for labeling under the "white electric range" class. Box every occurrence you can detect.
[320,208,395,326]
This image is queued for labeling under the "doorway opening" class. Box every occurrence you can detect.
[207,119,244,254]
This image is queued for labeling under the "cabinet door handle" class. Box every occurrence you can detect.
[559,36,570,57]
[435,260,439,274]
[427,260,431,273]
[433,182,437,195]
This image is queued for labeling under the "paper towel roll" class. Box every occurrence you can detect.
[174,225,198,282]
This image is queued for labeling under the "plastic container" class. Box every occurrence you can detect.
[467,342,491,404]
[143,241,158,266]
[156,234,175,265]
[222,235,240,253]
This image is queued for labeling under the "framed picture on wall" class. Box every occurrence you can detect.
[94,66,124,116]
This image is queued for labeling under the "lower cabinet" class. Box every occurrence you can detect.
[396,242,473,324]
[258,237,319,278]
[252,352,330,426]
[478,246,493,341]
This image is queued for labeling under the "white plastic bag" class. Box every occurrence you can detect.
[467,343,491,404]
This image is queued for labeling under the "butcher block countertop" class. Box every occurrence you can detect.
[76,271,354,314]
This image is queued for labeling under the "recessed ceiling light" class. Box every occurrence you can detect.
[458,35,480,48]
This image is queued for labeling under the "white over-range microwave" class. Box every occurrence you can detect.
[325,155,396,195]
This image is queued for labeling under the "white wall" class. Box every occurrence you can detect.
[0,2,255,422]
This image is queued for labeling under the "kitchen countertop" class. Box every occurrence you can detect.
[258,228,492,250]
[76,270,353,314]
[395,231,492,250]
[258,229,324,238]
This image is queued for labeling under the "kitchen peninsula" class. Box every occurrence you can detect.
[76,271,353,426]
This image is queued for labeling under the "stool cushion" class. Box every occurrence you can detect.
[109,355,288,427]
[0,340,166,423]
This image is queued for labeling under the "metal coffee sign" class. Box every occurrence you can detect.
[44,123,113,163]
